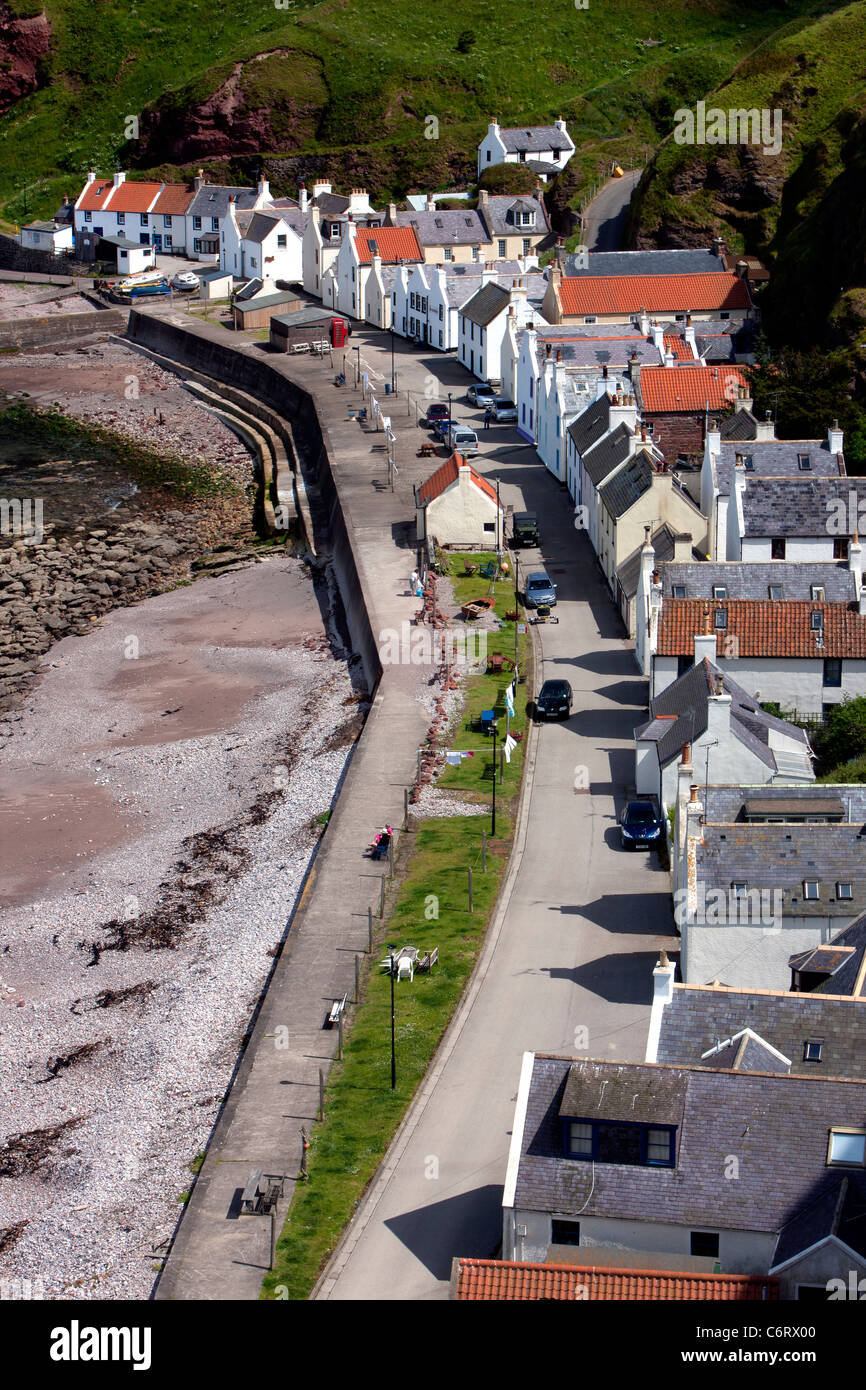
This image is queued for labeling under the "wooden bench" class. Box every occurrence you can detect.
[240,1169,263,1215]
[418,947,439,973]
[259,1174,285,1214]
[327,993,348,1027]
[290,342,311,354]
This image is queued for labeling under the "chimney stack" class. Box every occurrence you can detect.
[828,418,844,454]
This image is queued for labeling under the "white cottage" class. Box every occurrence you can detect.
[416,452,505,549]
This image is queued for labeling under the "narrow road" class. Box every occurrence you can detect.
[584,169,642,251]
[316,346,678,1299]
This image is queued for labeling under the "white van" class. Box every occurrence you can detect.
[447,425,480,456]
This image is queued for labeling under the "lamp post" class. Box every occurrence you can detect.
[390,326,396,393]
[388,945,397,1090]
[514,554,519,668]
[353,344,360,387]
[495,475,501,564]
[491,720,497,838]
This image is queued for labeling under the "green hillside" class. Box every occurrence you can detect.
[0,0,837,227]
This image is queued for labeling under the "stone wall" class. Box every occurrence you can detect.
[0,231,92,279]
[0,308,128,352]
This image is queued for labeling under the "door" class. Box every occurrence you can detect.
[152,234,162,252]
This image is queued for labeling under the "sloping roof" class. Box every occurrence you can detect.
[598,449,653,518]
[460,280,511,327]
[567,392,613,456]
[417,452,502,508]
[480,194,550,238]
[497,125,575,153]
[640,366,749,413]
[396,208,490,246]
[617,523,679,599]
[558,272,753,318]
[742,477,865,537]
[151,184,195,215]
[564,249,728,278]
[76,180,116,212]
[657,598,866,658]
[512,1056,866,1248]
[452,1258,777,1301]
[101,181,164,214]
[656,978,866,1079]
[794,912,866,997]
[583,422,634,487]
[243,211,298,244]
[720,410,759,441]
[355,226,422,265]
[234,291,301,313]
[714,440,844,496]
[659,561,856,603]
[533,331,657,371]
[662,333,693,362]
[773,1174,866,1266]
[98,234,153,250]
[188,184,259,217]
[702,784,866,823]
[695,822,866,921]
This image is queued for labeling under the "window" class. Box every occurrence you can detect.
[690,1231,720,1259]
[164,215,172,227]
[444,247,452,262]
[798,453,812,470]
[483,522,496,533]
[551,1219,581,1247]
[719,311,730,321]
[804,1040,823,1063]
[486,149,491,162]
[250,257,257,268]
[472,246,480,261]
[803,880,820,900]
[677,654,692,678]
[743,455,755,471]
[836,881,853,900]
[811,610,824,632]
[583,316,597,325]
[277,235,287,248]
[140,213,148,225]
[712,585,727,600]
[732,882,748,897]
[567,1121,593,1157]
[94,227,103,238]
[714,609,727,630]
[768,584,783,600]
[672,584,686,599]
[193,216,202,230]
[827,1129,866,1167]
[523,238,531,255]
[164,235,172,249]
[421,298,427,313]
[211,217,219,231]
[438,331,443,347]
[116,212,125,226]
[834,538,849,560]
[84,210,92,222]
[771,537,786,559]
[498,239,506,258]
[410,292,415,309]
[646,1128,674,1166]
[811,585,825,601]
[439,305,443,321]
[824,657,842,687]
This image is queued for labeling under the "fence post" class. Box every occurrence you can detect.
[482,830,487,873]
[403,787,409,831]
[379,875,386,919]
[354,953,360,1004]
[468,866,473,913]
[318,1068,325,1122]
[368,905,373,952]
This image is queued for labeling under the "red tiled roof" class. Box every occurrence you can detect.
[102,181,164,214]
[453,1259,778,1301]
[641,365,749,413]
[76,181,116,212]
[417,452,502,507]
[558,272,752,317]
[663,334,691,361]
[152,184,195,215]
[355,225,422,264]
[657,599,866,658]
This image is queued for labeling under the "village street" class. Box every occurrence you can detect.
[314,330,679,1299]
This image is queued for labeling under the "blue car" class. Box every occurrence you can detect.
[433,417,460,441]
[620,801,665,850]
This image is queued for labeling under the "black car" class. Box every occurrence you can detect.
[536,679,573,720]
[620,800,665,850]
[512,512,539,548]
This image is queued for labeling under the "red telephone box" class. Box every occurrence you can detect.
[331,317,348,348]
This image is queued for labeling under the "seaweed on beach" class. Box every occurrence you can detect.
[38,1041,106,1083]
[0,1117,85,1178]
[70,980,157,1014]
[0,1220,29,1254]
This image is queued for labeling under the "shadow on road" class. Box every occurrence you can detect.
[544,951,677,1006]
[557,892,676,934]
[383,1184,503,1280]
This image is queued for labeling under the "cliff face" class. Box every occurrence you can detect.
[0,5,52,116]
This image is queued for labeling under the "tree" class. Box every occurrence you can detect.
[811,697,866,776]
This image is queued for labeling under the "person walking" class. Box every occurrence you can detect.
[484,406,493,432]
[410,569,419,594]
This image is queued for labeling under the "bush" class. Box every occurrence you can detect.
[810,697,866,776]
[478,163,538,195]
[456,30,476,54]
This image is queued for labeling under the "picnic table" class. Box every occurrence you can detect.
[486,652,515,675]
[417,442,438,458]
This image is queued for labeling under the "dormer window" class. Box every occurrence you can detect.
[803,880,820,900]
[827,1128,866,1167]
[743,455,754,471]
[712,585,727,600]
[714,608,727,629]
[798,453,812,471]
[564,1117,676,1167]
[804,1039,823,1062]
[810,610,824,632]
[732,882,748,896]
[768,584,783,600]
[672,584,686,598]
[811,585,825,601]
[836,881,852,900]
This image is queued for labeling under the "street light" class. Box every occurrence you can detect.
[387,945,397,1090]
[390,325,396,393]
[353,344,360,387]
[495,475,501,562]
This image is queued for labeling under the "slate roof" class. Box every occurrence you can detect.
[656,598,866,658]
[656,980,866,1080]
[741,477,865,537]
[417,452,501,507]
[25,221,66,234]
[188,184,260,217]
[582,422,634,487]
[497,126,574,154]
[451,1258,777,1301]
[617,523,680,599]
[98,234,152,251]
[243,211,299,244]
[512,1056,866,1260]
[557,272,753,318]
[634,657,810,773]
[719,408,759,440]
[714,441,845,496]
[773,1175,866,1266]
[534,331,658,370]
[460,281,511,327]
[480,194,551,238]
[356,226,422,264]
[270,306,343,329]
[700,1029,792,1074]
[396,208,490,246]
[694,820,866,920]
[701,784,866,823]
[659,561,856,603]
[564,249,728,278]
[797,913,866,997]
[598,449,654,518]
[566,393,615,457]
[640,366,749,413]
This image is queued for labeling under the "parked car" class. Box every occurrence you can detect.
[447,426,480,456]
[535,679,573,720]
[170,271,199,291]
[432,416,460,441]
[467,383,497,407]
[524,571,557,608]
[423,403,450,428]
[512,511,539,547]
[490,397,518,423]
[620,800,665,850]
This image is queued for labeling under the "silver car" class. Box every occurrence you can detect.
[491,397,518,423]
[524,571,557,608]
